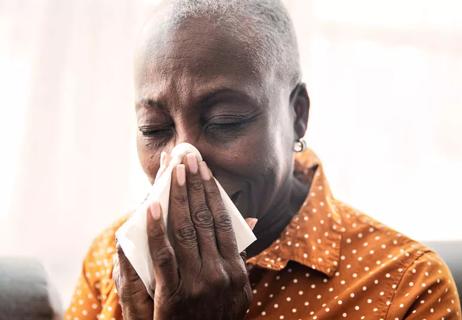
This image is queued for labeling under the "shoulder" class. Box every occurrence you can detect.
[333,199,431,289]
[334,200,461,318]
[335,199,430,264]
[387,249,461,318]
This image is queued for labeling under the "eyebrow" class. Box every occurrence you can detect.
[135,87,259,112]
[198,88,259,109]
[135,99,165,111]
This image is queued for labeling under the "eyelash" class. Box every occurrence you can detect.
[139,127,172,138]
[206,113,258,129]
[139,116,257,140]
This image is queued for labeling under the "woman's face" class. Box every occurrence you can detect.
[134,18,308,223]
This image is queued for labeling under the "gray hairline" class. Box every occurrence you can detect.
[149,0,302,88]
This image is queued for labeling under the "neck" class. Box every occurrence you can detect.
[246,168,313,258]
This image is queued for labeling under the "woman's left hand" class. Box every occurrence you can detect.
[115,153,253,319]
[147,154,252,319]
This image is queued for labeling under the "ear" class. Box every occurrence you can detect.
[290,83,310,140]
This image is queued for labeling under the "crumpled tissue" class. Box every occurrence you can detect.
[115,143,257,297]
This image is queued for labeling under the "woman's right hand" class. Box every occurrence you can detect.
[113,244,154,320]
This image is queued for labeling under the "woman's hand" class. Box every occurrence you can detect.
[149,154,252,319]
[114,153,253,320]
[113,245,154,320]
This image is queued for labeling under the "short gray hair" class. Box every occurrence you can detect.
[147,0,301,87]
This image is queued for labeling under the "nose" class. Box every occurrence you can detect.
[171,124,211,163]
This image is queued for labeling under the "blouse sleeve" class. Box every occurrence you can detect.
[387,251,461,319]
[65,243,103,320]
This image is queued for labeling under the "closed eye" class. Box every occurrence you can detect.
[139,126,173,138]
[206,121,248,131]
[204,114,259,133]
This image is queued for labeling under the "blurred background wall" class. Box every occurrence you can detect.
[1,0,461,306]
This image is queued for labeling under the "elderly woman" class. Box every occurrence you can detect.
[66,1,461,319]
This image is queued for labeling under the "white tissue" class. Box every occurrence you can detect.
[115,143,256,297]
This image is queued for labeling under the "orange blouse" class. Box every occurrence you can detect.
[66,149,461,320]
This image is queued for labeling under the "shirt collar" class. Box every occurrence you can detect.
[246,149,344,277]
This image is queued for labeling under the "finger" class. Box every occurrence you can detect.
[115,244,154,319]
[199,161,240,261]
[116,243,144,284]
[147,201,179,291]
[115,243,154,301]
[168,164,201,272]
[185,153,220,259]
[245,218,258,230]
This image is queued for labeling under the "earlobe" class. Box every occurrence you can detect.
[291,83,310,140]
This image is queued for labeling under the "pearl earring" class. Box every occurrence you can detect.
[293,138,307,153]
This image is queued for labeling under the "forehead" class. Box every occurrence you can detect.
[134,16,271,102]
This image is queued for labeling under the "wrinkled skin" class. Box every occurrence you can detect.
[114,15,311,320]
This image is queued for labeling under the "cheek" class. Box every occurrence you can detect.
[222,123,291,214]
[209,126,270,172]
[136,135,161,183]
[222,123,282,174]
[210,121,283,197]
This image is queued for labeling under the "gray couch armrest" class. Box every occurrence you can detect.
[0,257,62,320]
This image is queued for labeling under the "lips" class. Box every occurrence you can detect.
[222,183,249,218]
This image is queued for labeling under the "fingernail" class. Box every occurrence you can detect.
[199,161,211,181]
[150,202,161,220]
[160,151,166,167]
[176,164,186,186]
[186,153,198,174]
[245,218,258,230]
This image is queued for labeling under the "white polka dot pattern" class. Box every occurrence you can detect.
[65,218,124,320]
[65,149,462,320]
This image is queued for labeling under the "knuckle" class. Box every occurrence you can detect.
[191,274,228,298]
[175,224,198,247]
[119,285,146,304]
[211,273,230,290]
[115,277,133,300]
[190,283,207,299]
[119,290,131,302]
[206,186,221,199]
[152,246,175,268]
[171,190,188,208]
[189,178,204,193]
[147,224,165,245]
[214,211,233,232]
[206,265,230,290]
[148,226,165,242]
[192,205,213,228]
